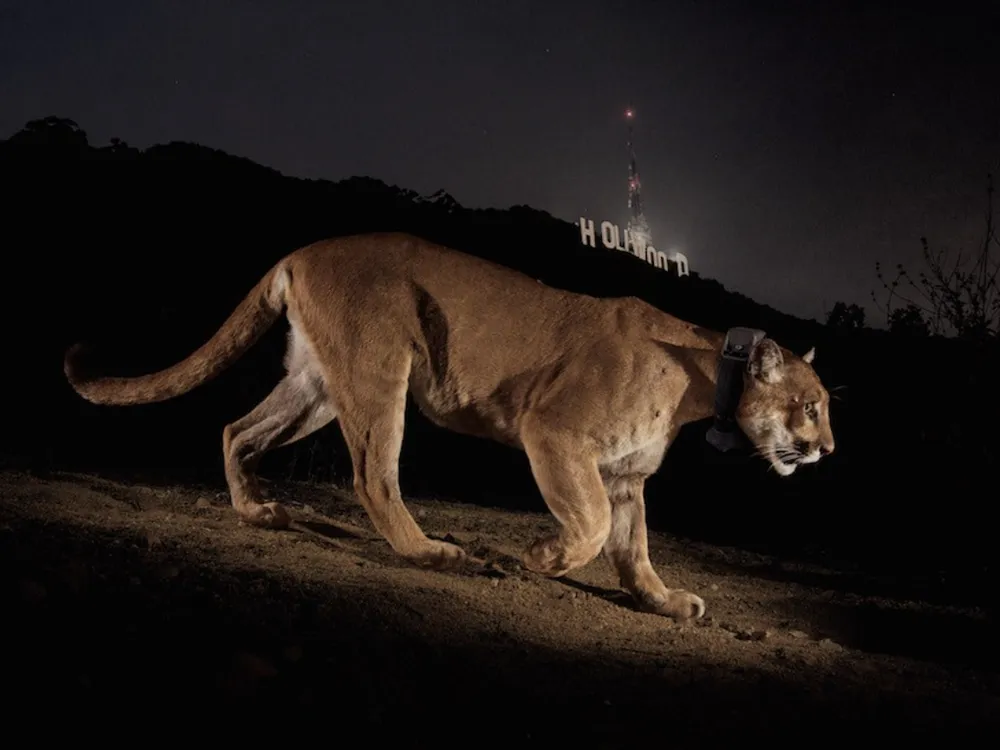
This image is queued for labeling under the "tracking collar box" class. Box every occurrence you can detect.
[705,327,766,454]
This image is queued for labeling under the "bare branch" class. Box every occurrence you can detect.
[871,174,998,340]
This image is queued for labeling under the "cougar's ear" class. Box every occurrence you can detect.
[749,339,784,383]
[802,347,816,364]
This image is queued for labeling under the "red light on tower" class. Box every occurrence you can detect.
[625,108,634,119]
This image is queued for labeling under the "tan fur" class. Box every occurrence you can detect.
[64,233,835,621]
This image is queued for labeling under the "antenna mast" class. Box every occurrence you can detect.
[624,106,653,252]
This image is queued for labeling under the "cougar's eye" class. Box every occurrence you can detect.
[804,402,817,419]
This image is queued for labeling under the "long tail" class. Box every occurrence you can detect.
[64,261,289,406]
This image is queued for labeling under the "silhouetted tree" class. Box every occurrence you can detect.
[103,136,138,154]
[874,174,999,341]
[7,116,89,150]
[887,303,930,337]
[825,300,866,332]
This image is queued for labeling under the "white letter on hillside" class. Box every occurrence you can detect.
[600,221,616,249]
[672,252,690,277]
[613,224,628,251]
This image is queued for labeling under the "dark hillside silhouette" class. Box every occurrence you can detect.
[2,116,997,616]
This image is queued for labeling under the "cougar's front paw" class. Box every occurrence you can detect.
[522,535,570,577]
[406,539,467,572]
[239,501,291,530]
[639,589,706,622]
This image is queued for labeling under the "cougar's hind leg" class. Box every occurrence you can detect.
[222,327,336,529]
[336,350,466,571]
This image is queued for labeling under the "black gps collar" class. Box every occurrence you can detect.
[704,327,766,453]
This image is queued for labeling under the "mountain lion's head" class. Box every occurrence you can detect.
[736,339,835,476]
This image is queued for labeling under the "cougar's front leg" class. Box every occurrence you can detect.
[519,415,612,577]
[602,476,705,621]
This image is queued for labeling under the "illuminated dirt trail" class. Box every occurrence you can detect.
[2,471,997,740]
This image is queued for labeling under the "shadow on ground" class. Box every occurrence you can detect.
[772,596,997,672]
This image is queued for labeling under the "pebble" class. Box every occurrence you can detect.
[735,628,770,642]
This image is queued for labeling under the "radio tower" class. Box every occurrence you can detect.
[624,106,653,252]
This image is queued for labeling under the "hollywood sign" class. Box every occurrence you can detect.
[577,218,689,277]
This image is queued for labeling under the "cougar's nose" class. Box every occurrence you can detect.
[819,439,834,456]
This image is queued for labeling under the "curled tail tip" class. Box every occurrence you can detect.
[64,341,89,383]
[64,341,102,402]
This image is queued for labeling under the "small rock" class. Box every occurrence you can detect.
[735,628,769,642]
[789,629,809,639]
[818,638,843,651]
[482,562,507,579]
[302,504,317,515]
[491,579,499,588]
[709,583,719,591]
[194,497,213,510]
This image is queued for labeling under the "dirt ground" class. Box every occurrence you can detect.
[2,469,997,741]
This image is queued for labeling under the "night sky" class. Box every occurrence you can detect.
[2,1,997,322]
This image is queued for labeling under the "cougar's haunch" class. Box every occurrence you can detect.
[65,233,835,621]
